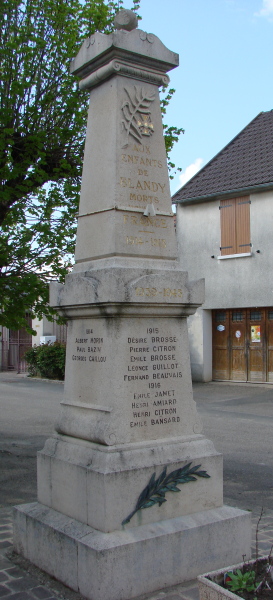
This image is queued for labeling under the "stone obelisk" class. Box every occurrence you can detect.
[13,10,251,600]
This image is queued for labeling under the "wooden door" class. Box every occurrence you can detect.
[212,308,272,382]
[230,310,247,380]
[212,309,247,380]
[212,311,230,380]
[266,309,273,382]
[247,309,266,382]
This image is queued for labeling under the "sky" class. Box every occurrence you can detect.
[137,0,273,195]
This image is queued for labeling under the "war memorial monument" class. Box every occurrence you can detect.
[13,10,251,600]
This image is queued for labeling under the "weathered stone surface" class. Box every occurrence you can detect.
[13,503,252,600]
[73,76,177,264]
[37,436,223,532]
[70,28,179,86]
[55,313,202,445]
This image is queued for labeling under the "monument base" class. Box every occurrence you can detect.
[13,503,251,600]
[36,434,224,532]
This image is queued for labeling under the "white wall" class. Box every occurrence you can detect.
[177,191,273,309]
[32,317,43,345]
[187,309,212,382]
[31,316,55,346]
[176,190,273,380]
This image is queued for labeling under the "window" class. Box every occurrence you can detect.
[215,312,226,322]
[250,310,261,321]
[219,196,251,256]
[232,310,243,322]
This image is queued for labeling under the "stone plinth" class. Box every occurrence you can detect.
[14,503,251,600]
[37,436,223,533]
[13,11,252,600]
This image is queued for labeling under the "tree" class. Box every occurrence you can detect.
[0,0,182,333]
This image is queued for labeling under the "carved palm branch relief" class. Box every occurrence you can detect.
[121,86,156,147]
[122,462,210,525]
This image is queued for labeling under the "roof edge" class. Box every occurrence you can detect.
[172,111,269,203]
[173,181,273,205]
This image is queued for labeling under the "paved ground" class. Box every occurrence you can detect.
[0,373,273,600]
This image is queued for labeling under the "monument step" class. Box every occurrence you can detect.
[13,503,251,600]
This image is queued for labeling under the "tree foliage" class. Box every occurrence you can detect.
[161,86,184,178]
[0,0,182,333]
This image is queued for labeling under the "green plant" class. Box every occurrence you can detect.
[24,342,66,380]
[225,569,256,594]
[24,345,40,377]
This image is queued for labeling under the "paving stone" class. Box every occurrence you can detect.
[0,529,12,534]
[8,578,41,593]
[0,585,10,597]
[161,596,184,600]
[6,592,35,600]
[5,569,27,580]
[0,543,12,551]
[30,587,54,599]
[0,560,12,571]
[256,541,273,552]
[179,588,200,600]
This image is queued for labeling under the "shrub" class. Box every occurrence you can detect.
[24,342,66,380]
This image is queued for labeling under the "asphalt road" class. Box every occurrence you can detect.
[194,382,273,511]
[0,374,272,511]
[0,375,63,507]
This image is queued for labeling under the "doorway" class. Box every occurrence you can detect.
[212,308,273,382]
[8,314,32,373]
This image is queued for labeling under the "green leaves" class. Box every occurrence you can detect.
[226,569,256,594]
[122,463,210,525]
[0,0,139,331]
[160,86,184,179]
[24,341,66,379]
[0,0,183,332]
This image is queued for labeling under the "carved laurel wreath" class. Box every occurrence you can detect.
[121,86,156,146]
[122,462,210,525]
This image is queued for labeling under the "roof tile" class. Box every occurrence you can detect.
[174,110,273,203]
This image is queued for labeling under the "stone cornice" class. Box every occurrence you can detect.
[79,59,170,91]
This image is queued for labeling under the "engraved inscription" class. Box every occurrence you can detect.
[121,153,163,168]
[123,215,168,228]
[71,329,107,363]
[123,215,169,251]
[135,287,183,298]
[69,324,183,434]
[119,135,169,214]
[126,236,166,249]
[119,177,166,194]
[125,329,182,429]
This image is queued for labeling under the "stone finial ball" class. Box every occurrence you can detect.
[114,9,138,31]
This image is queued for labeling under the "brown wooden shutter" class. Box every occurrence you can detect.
[220,198,236,255]
[220,196,251,255]
[235,196,251,253]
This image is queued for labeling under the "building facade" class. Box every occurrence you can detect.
[174,110,273,382]
[0,317,67,373]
